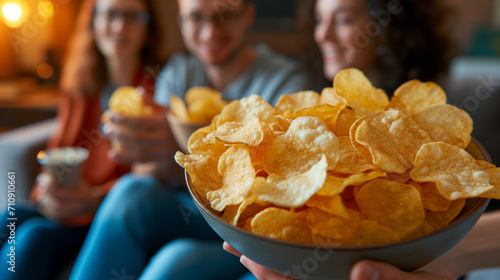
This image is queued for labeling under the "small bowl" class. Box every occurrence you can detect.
[185,138,491,280]
[166,111,208,153]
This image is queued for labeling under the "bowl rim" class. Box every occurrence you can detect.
[185,137,492,251]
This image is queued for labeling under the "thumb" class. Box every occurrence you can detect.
[351,260,452,280]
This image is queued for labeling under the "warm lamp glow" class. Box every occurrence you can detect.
[38,0,53,18]
[2,3,21,21]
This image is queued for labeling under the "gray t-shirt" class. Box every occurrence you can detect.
[154,45,314,106]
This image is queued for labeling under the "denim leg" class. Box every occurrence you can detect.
[69,174,220,280]
[0,204,40,247]
[0,216,88,280]
[139,238,248,280]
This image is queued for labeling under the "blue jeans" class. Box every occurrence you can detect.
[69,174,247,280]
[0,205,89,280]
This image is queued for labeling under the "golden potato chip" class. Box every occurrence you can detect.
[334,68,389,115]
[269,115,291,133]
[169,95,191,122]
[188,98,225,124]
[175,152,222,196]
[274,90,321,115]
[355,179,425,238]
[207,145,256,211]
[412,104,473,148]
[221,197,255,226]
[185,86,222,105]
[411,142,494,200]
[250,156,328,208]
[333,136,375,174]
[354,110,431,173]
[307,208,360,239]
[389,80,446,116]
[317,170,386,196]
[284,104,346,133]
[306,194,349,219]
[263,116,339,175]
[319,87,347,107]
[187,119,228,156]
[217,95,275,126]
[409,181,452,212]
[109,86,151,116]
[312,220,401,247]
[335,107,358,137]
[206,116,275,146]
[251,207,312,244]
[477,160,500,199]
[425,199,466,231]
[348,117,373,163]
[405,220,435,240]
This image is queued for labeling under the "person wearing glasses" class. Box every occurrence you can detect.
[0,0,162,279]
[66,0,314,280]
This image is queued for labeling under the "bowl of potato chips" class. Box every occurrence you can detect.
[176,69,499,280]
[167,87,227,153]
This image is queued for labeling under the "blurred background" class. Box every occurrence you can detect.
[0,0,499,135]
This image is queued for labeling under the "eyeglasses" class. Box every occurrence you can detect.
[178,10,245,31]
[96,9,150,25]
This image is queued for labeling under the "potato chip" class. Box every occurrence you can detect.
[411,142,494,200]
[284,104,346,133]
[312,220,401,247]
[405,220,435,240]
[477,160,500,199]
[250,156,328,208]
[109,86,151,116]
[409,181,452,212]
[333,136,375,174]
[355,179,425,238]
[170,95,191,122]
[389,80,446,116]
[206,116,275,146]
[263,116,339,174]
[187,119,228,156]
[412,104,473,148]
[306,194,349,219]
[335,107,358,137]
[274,90,321,115]
[175,152,222,196]
[354,110,431,173]
[221,197,255,226]
[188,98,225,124]
[320,87,347,107]
[251,207,312,244]
[333,68,389,115]
[185,86,222,105]
[425,199,466,231]
[207,145,256,211]
[217,95,275,126]
[317,170,386,196]
[307,208,360,239]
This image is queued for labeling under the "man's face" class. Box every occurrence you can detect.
[177,0,253,67]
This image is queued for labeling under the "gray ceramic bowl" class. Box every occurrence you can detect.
[186,138,491,280]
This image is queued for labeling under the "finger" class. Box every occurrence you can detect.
[108,146,176,164]
[108,110,168,130]
[350,260,452,280]
[105,123,174,145]
[223,242,242,257]
[240,256,297,280]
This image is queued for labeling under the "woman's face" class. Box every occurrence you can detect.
[93,0,149,60]
[314,0,378,81]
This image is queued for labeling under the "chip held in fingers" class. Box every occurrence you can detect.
[175,68,500,247]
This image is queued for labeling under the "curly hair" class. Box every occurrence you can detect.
[366,0,455,94]
[60,0,164,97]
